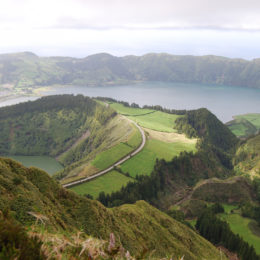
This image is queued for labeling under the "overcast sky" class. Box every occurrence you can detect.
[1,0,260,59]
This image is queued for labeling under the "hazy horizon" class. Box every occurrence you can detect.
[0,50,259,61]
[1,1,260,59]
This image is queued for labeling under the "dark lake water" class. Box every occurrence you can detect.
[1,82,260,122]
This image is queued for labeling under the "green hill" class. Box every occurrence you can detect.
[191,176,255,203]
[0,95,144,183]
[226,113,260,138]
[0,94,115,158]
[234,133,260,177]
[1,52,260,93]
[0,157,223,259]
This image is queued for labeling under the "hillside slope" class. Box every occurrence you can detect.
[1,52,260,90]
[0,95,115,158]
[234,133,260,177]
[0,157,223,259]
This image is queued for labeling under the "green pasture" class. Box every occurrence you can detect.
[92,143,133,170]
[120,139,196,177]
[128,111,181,132]
[220,212,260,254]
[91,123,142,170]
[235,113,260,129]
[228,123,251,137]
[70,170,133,198]
[109,102,154,115]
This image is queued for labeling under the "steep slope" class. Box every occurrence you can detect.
[226,113,260,138]
[1,52,260,90]
[0,157,223,259]
[191,176,255,204]
[0,95,115,157]
[233,133,260,177]
[98,108,238,209]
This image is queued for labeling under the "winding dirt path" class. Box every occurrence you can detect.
[63,119,146,188]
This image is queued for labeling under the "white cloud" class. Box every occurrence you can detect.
[0,0,260,58]
[1,0,260,30]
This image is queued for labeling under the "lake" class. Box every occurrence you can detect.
[1,82,260,122]
[43,82,260,122]
[5,155,63,175]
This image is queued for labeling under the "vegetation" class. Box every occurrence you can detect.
[1,52,260,90]
[70,170,133,198]
[235,113,260,129]
[233,133,260,177]
[0,95,116,158]
[191,176,255,203]
[226,113,260,138]
[97,108,239,208]
[120,138,196,177]
[0,210,44,260]
[128,111,181,132]
[109,102,154,115]
[98,150,231,208]
[0,157,223,259]
[196,208,260,260]
[92,125,142,170]
[220,213,260,255]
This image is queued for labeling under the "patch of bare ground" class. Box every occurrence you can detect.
[143,127,197,144]
[217,246,239,260]
[61,163,99,184]
[56,130,91,160]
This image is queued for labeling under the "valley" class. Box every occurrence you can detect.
[67,100,196,198]
[0,93,259,259]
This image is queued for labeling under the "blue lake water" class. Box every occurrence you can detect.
[1,82,260,122]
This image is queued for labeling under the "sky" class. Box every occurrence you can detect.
[1,0,260,59]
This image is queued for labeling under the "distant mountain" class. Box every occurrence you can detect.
[0,52,260,89]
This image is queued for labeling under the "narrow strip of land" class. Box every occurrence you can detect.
[63,119,145,188]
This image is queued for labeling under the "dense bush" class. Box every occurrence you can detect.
[0,210,45,260]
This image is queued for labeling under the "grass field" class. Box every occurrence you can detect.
[91,123,142,170]
[220,213,260,254]
[228,121,253,137]
[110,102,154,115]
[70,170,133,198]
[227,113,260,137]
[110,102,182,132]
[6,155,63,175]
[235,113,260,129]
[120,138,196,177]
[128,111,181,132]
[222,204,238,214]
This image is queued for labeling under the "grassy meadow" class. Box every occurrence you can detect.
[5,155,63,175]
[70,170,133,198]
[71,102,195,196]
[91,123,142,170]
[120,138,196,177]
[235,113,260,129]
[110,102,181,132]
[109,102,154,115]
[227,113,260,137]
[220,212,260,254]
[128,111,181,132]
